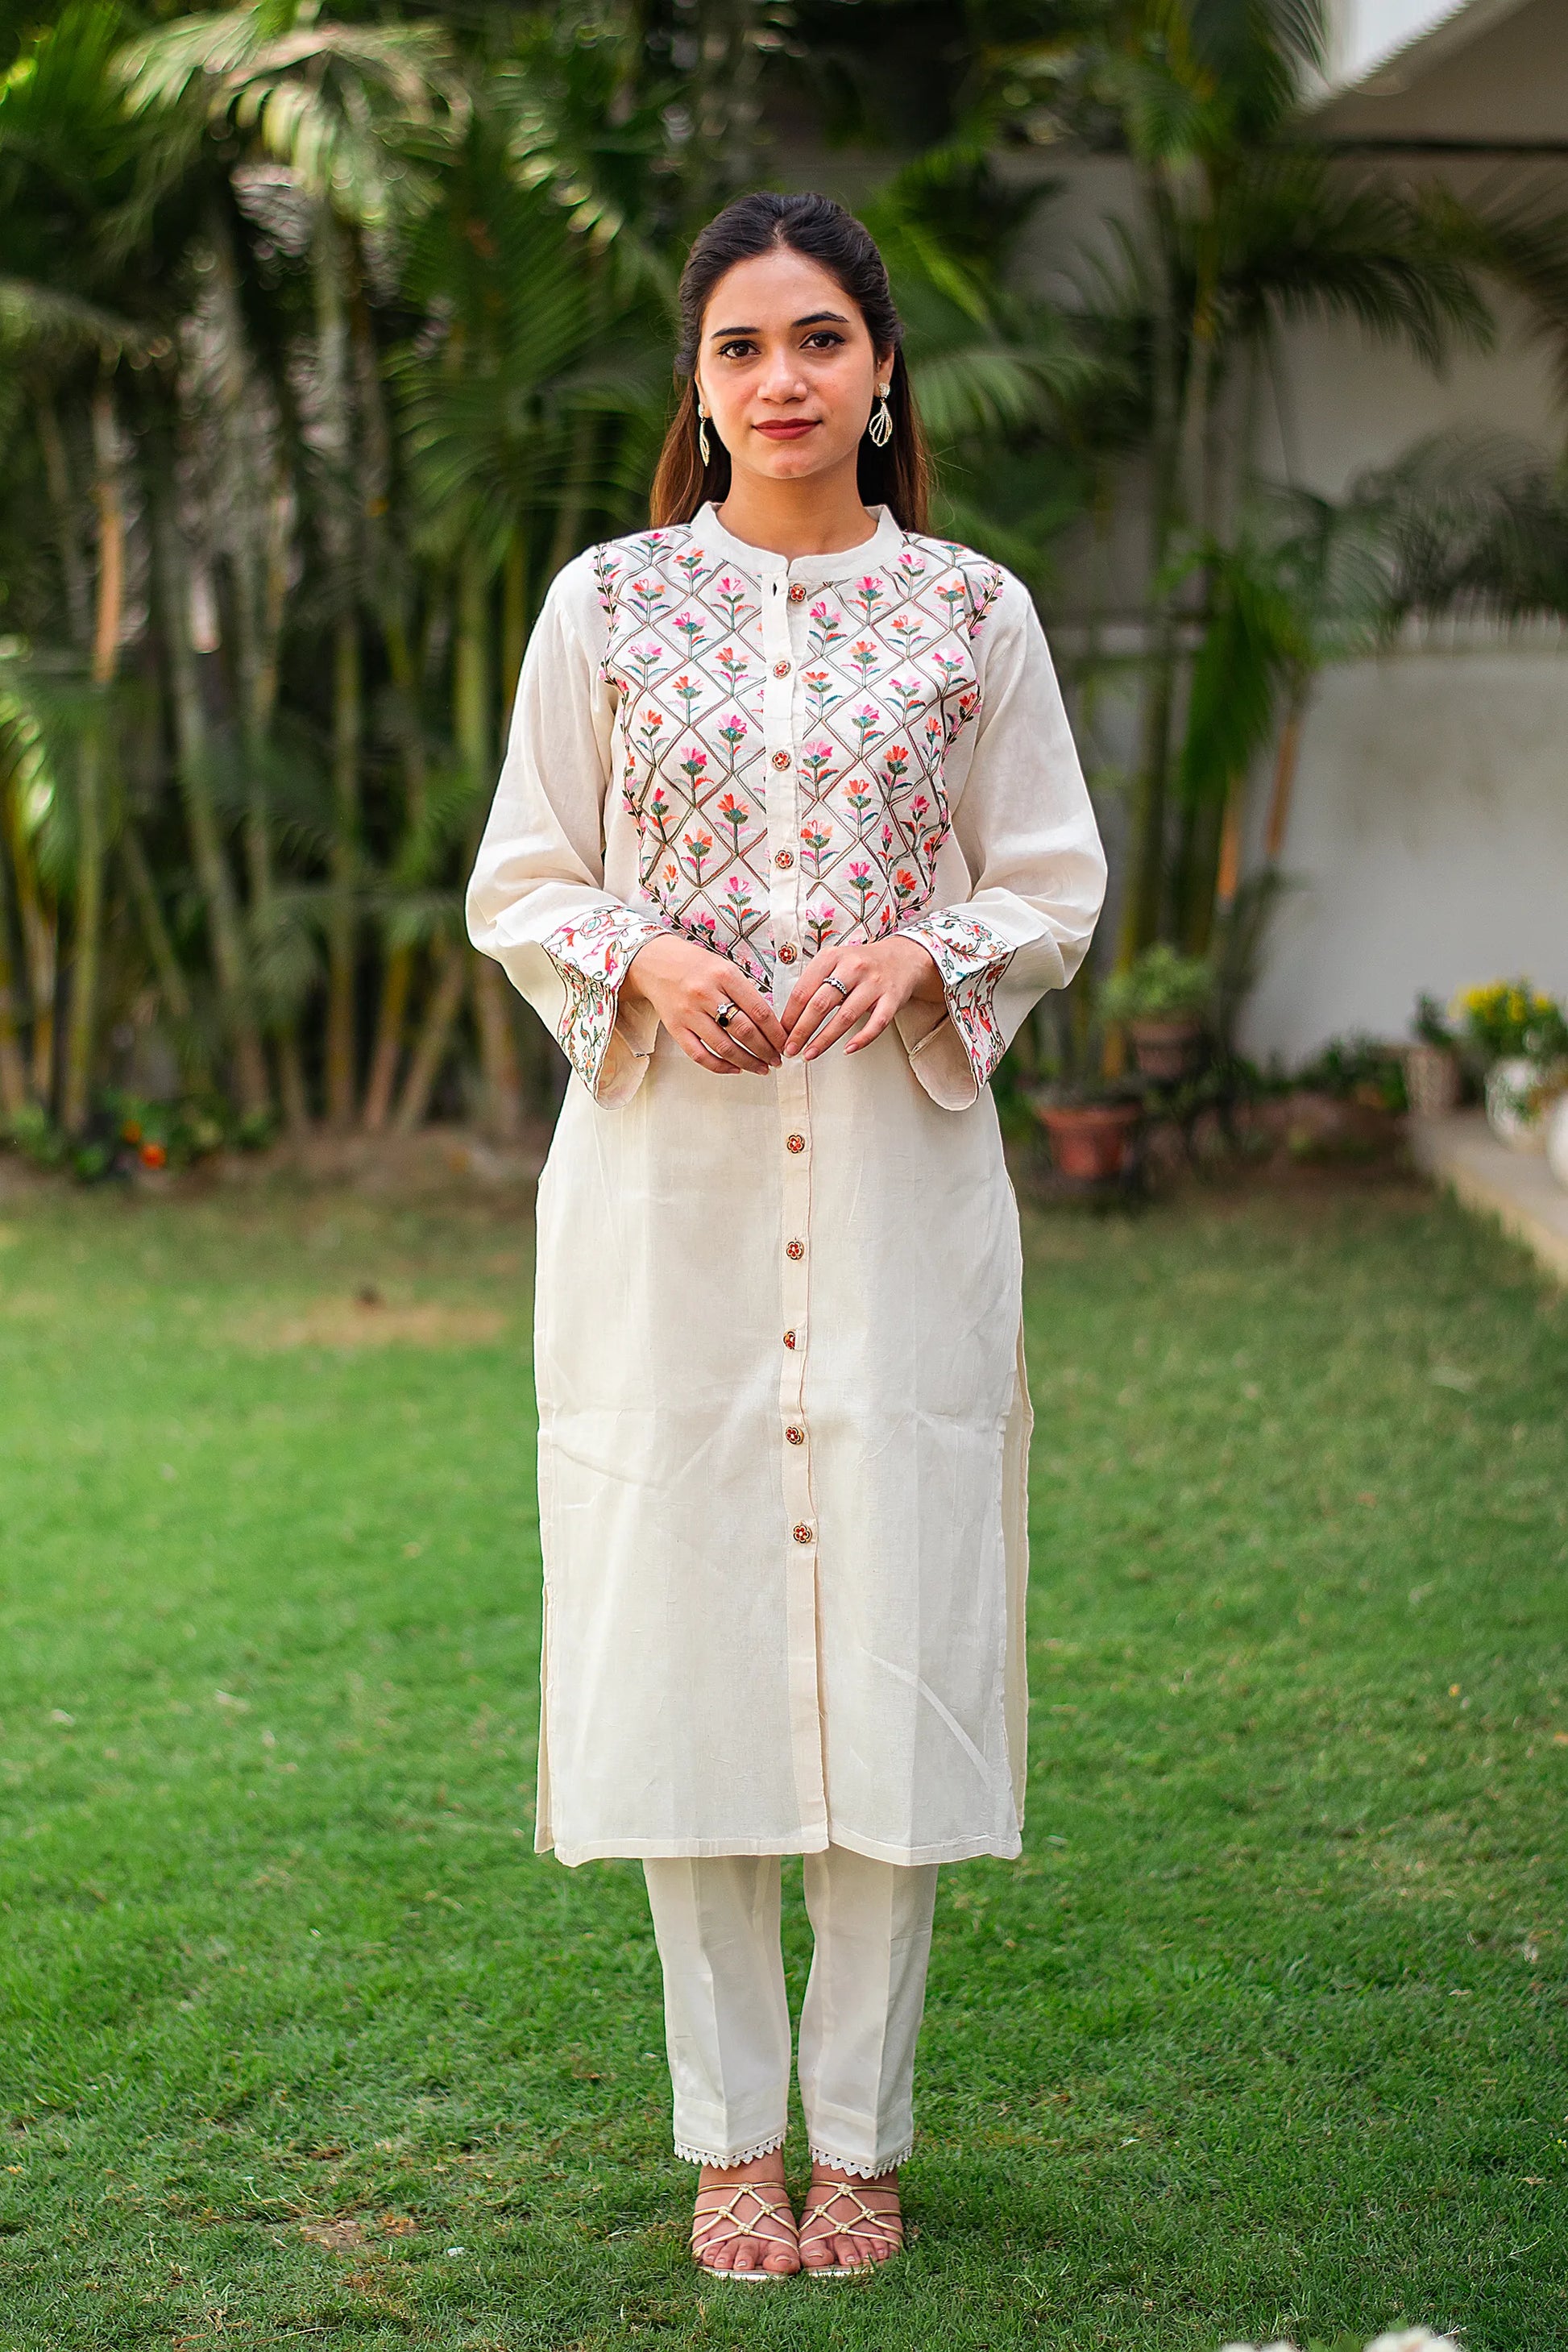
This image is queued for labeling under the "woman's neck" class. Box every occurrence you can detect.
[713,465,879,560]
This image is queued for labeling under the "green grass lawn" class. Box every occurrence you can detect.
[0,1164,1565,2352]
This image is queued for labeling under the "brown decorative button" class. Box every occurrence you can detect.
[788,583,806,604]
[786,1238,804,1260]
[773,660,791,678]
[786,1424,806,1445]
[792,1522,815,1545]
[783,1328,797,1350]
[786,1132,806,1153]
[774,848,794,870]
[778,942,798,964]
[771,750,790,770]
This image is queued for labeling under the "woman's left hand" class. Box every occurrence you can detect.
[779,935,945,1062]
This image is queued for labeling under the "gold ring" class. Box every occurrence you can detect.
[716,1001,737,1031]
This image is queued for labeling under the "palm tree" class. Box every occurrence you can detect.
[984,0,1515,967]
[122,0,467,1126]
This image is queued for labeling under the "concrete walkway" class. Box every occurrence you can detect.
[1408,1111,1568,1285]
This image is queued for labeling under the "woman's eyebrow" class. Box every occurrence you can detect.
[707,309,852,339]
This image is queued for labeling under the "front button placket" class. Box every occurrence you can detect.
[762,554,826,1842]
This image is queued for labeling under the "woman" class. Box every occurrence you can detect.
[467,190,1106,2281]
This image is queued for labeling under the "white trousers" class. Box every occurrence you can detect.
[641,1845,940,2177]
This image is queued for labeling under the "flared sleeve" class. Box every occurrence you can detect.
[894,570,1107,1111]
[466,550,670,1106]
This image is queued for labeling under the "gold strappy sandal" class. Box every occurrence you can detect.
[690,2178,800,2281]
[798,2175,904,2276]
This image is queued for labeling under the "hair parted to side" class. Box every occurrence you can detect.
[649,190,932,533]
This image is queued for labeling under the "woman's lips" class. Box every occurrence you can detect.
[754,421,818,439]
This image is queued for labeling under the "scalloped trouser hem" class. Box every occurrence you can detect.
[643,1846,939,2180]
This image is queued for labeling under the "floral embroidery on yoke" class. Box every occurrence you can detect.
[591,525,1006,991]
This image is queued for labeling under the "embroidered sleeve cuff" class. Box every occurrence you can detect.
[540,902,671,1104]
[895,911,1017,1109]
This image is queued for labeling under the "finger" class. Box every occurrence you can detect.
[785,973,860,1048]
[781,958,851,1031]
[841,993,899,1054]
[725,978,787,1054]
[682,1028,742,1075]
[693,1014,760,1072]
[716,1006,781,1066]
[782,979,858,1054]
[799,987,878,1062]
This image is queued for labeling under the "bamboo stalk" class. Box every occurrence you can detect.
[391,939,467,1133]
[454,542,521,1133]
[62,380,125,1134]
[324,611,362,1126]
[151,476,271,1117]
[362,597,426,1134]
[473,956,523,1139]
[119,815,212,1090]
[0,816,31,1116]
[7,789,56,1103]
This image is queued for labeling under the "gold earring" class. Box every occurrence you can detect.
[696,399,711,466]
[868,387,893,449]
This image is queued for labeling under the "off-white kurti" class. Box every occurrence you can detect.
[467,501,1105,1869]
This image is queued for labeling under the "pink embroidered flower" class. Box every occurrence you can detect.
[645,785,674,842]
[799,742,836,792]
[717,791,750,856]
[681,829,713,883]
[800,821,832,873]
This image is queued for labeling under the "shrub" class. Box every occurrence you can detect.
[1101,944,1215,1023]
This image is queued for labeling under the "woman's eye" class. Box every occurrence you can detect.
[716,339,757,360]
[803,331,845,351]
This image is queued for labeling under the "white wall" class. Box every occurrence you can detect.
[1240,640,1568,1064]
[1014,141,1568,1064]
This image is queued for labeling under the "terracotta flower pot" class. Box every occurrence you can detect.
[1402,1043,1461,1118]
[1037,1101,1141,1182]
[1129,1016,1204,1082]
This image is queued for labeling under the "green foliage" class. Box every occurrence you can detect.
[1454,980,1568,1064]
[1101,940,1214,1021]
[1,1182,1565,2345]
[1294,1032,1408,1114]
[1412,992,1456,1050]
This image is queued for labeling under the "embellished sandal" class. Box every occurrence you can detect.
[691,2178,800,2281]
[797,2175,904,2276]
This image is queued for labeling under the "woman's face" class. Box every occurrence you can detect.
[695,247,890,492]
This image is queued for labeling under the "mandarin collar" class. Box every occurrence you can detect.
[690,500,905,585]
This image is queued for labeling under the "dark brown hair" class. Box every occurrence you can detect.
[649,191,931,533]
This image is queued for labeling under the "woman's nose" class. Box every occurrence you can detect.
[757,353,807,401]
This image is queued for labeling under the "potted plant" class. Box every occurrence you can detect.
[1030,1078,1143,1181]
[1456,981,1568,1151]
[1402,993,1462,1118]
[1101,944,1214,1081]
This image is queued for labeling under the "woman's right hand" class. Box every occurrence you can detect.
[622,934,786,1074]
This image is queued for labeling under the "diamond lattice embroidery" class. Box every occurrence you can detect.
[593,525,1005,986]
